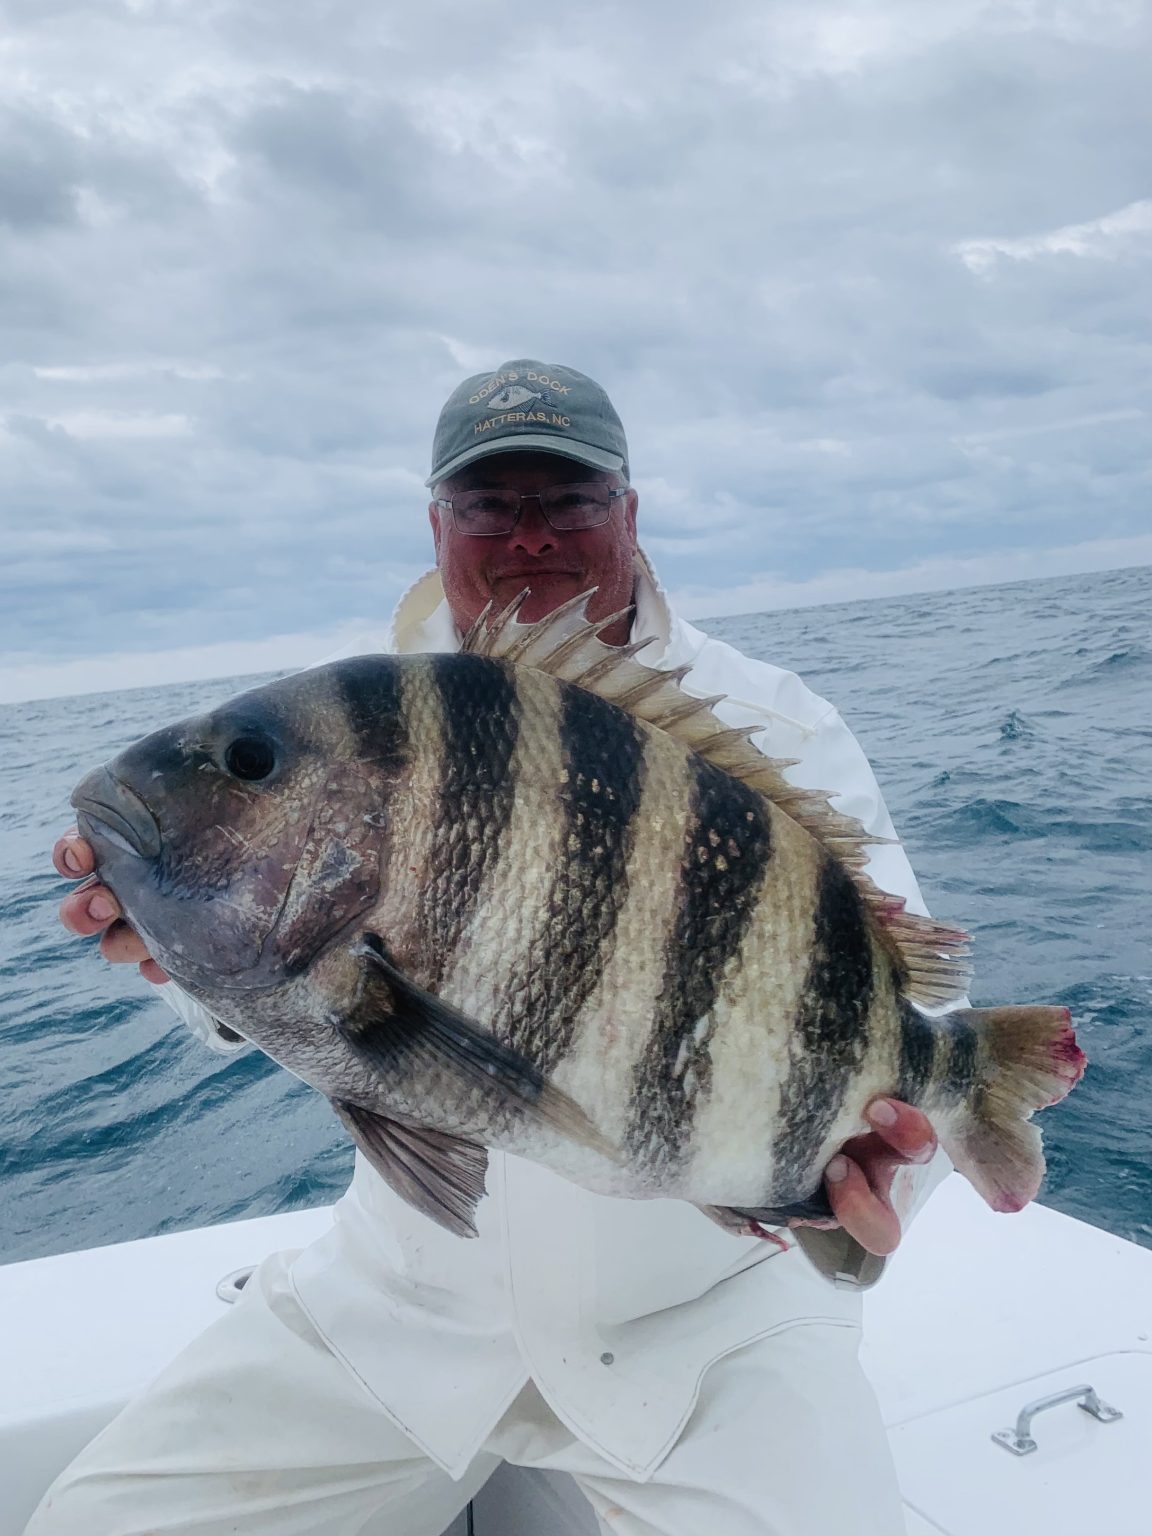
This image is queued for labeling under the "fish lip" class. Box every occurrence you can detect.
[72,768,162,860]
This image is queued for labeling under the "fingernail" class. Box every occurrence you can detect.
[62,846,83,876]
[868,1099,898,1128]
[826,1155,850,1183]
[88,895,115,923]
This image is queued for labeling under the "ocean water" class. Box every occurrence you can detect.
[1,564,1149,1266]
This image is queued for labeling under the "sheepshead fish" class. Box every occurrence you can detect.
[71,593,1085,1243]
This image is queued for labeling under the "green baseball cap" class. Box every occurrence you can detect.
[426,358,629,487]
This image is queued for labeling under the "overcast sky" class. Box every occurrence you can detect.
[2,0,1149,703]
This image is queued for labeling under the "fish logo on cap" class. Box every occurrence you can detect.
[483,383,562,411]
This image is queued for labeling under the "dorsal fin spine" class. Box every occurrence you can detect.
[649,693,728,731]
[572,641,654,689]
[613,668,693,710]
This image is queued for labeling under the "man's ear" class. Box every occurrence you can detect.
[624,488,639,548]
[428,501,443,561]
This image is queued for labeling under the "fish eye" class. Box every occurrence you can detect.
[223,734,278,783]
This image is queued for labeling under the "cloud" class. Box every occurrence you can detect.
[954,198,1152,273]
[33,410,194,439]
[0,0,1148,702]
[33,361,226,382]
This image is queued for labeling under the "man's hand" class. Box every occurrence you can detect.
[802,1099,937,1257]
[54,830,170,984]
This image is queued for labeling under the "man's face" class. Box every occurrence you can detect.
[429,451,639,639]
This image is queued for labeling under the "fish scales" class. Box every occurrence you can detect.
[767,856,878,1199]
[416,654,520,991]
[368,658,448,976]
[895,998,938,1109]
[681,799,824,1204]
[348,656,538,1146]
[550,741,697,1157]
[482,672,648,1074]
[434,666,647,1078]
[526,678,648,1071]
[624,756,774,1178]
[759,922,910,1216]
[940,1015,981,1100]
[435,666,571,1037]
[330,658,410,777]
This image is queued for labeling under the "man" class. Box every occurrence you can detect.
[39,360,946,1535]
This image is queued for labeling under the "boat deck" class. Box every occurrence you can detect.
[3,1177,1149,1534]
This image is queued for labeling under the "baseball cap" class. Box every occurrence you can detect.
[426,358,629,487]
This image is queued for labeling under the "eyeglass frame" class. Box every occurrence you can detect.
[432,483,630,537]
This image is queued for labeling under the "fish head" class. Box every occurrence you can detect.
[70,662,404,995]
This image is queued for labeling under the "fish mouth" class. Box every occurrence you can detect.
[72,766,162,860]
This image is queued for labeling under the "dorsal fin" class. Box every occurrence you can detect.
[463,589,971,1010]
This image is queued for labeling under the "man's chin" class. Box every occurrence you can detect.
[489,573,587,620]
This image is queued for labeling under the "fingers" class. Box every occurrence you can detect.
[61,899,169,982]
[99,923,169,982]
[99,920,151,965]
[825,1153,902,1256]
[54,830,169,982]
[113,931,170,983]
[53,831,95,881]
[56,832,116,937]
[59,883,121,936]
[862,1098,937,1164]
[822,1101,938,1256]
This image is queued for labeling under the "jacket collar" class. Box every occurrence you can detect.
[385,547,703,668]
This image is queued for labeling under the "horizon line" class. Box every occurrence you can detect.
[1,558,1146,710]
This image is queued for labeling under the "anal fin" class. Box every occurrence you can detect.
[700,1186,837,1236]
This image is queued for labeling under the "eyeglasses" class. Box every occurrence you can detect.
[434,483,629,537]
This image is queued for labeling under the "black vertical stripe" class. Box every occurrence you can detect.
[625,758,773,1174]
[418,654,521,985]
[769,855,876,1200]
[331,656,410,775]
[939,1011,980,1099]
[896,996,937,1109]
[498,683,648,1071]
[245,660,410,980]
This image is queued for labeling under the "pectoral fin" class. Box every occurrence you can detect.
[341,934,616,1159]
[333,1101,488,1238]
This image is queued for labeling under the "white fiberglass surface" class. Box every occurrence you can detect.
[3,1179,1150,1535]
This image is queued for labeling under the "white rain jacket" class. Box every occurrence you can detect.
[162,549,951,1482]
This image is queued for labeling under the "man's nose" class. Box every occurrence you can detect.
[509,496,557,556]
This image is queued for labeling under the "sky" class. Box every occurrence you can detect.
[1,0,1149,703]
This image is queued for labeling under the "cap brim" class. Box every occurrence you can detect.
[426,435,625,488]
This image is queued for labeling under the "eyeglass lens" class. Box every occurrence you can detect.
[451,483,613,535]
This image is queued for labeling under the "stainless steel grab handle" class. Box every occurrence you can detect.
[992,1382,1123,1455]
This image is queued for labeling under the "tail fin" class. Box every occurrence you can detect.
[939,1006,1086,1214]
